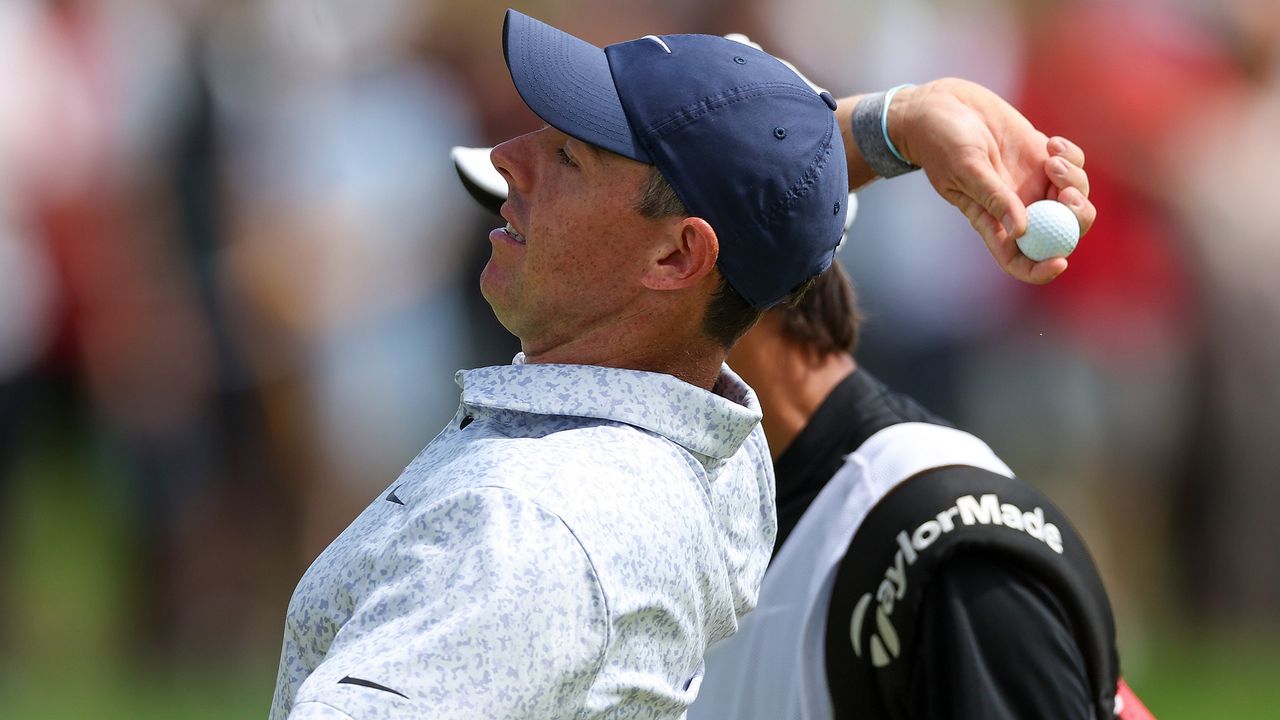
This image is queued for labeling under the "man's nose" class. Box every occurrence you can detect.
[490,133,535,194]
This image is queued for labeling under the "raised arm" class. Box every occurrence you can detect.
[454,69,1095,285]
[835,79,1095,284]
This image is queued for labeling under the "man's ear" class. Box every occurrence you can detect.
[641,216,719,293]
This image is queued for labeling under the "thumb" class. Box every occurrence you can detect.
[961,164,1025,240]
[935,159,1041,282]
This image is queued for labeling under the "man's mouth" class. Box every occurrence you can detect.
[502,222,527,244]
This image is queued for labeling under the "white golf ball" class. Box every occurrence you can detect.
[1016,200,1080,261]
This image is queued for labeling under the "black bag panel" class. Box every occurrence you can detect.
[825,465,1118,720]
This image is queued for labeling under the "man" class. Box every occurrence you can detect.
[274,9,1094,719]
[693,263,1156,719]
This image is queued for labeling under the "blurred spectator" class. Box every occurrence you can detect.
[0,2,61,659]
[1163,0,1280,626]
[205,0,487,557]
[0,0,238,659]
[1007,0,1280,637]
[0,0,1277,712]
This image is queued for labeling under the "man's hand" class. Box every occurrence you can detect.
[840,78,1095,284]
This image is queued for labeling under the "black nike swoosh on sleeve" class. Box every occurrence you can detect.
[337,675,410,699]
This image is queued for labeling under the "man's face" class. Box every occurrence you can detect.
[482,126,664,355]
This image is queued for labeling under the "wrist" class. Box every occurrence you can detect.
[850,86,920,179]
[886,83,919,166]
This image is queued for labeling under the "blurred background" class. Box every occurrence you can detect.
[0,0,1277,716]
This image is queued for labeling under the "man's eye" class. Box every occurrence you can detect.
[557,148,578,167]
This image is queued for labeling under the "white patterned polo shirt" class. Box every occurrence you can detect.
[270,356,776,719]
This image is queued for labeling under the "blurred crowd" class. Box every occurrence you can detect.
[0,0,1277,679]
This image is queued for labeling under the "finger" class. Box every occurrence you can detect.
[952,191,1010,257]
[1047,136,1085,168]
[1029,257,1069,284]
[959,197,1069,284]
[1046,156,1090,198]
[952,193,1038,282]
[999,230,1071,282]
[951,154,1028,241]
[1057,186,1097,237]
[996,235,1068,284]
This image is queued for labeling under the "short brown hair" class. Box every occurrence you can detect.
[634,167,770,348]
[773,261,860,356]
[635,165,688,220]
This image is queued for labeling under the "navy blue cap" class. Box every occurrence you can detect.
[502,9,848,309]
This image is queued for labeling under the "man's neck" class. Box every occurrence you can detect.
[754,349,855,460]
[522,311,726,392]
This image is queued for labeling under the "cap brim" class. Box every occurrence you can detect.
[503,9,649,162]
[451,146,507,215]
[837,192,858,250]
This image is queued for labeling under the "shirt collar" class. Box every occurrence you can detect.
[455,356,762,460]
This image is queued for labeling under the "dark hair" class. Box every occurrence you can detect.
[633,167,852,349]
[774,261,860,356]
[634,164,688,220]
[634,166,770,348]
[703,274,764,348]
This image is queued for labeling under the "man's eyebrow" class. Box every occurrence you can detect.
[566,136,602,162]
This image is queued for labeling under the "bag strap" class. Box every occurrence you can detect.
[825,465,1119,720]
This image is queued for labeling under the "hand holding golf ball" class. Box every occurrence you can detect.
[1016,200,1081,261]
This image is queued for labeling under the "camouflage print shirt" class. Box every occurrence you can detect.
[270,355,775,720]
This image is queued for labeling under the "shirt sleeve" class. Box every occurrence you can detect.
[288,487,609,720]
[905,551,1093,720]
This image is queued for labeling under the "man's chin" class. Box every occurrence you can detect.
[479,267,520,334]
[479,257,503,297]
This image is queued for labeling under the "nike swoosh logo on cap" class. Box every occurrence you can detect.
[641,35,671,53]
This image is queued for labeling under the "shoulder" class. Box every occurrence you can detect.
[846,423,1013,494]
[825,464,1119,718]
[413,425,718,584]
[480,423,715,534]
[904,549,1095,720]
[412,415,703,505]
[394,486,605,599]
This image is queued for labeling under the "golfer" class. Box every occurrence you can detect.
[690,264,1154,719]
